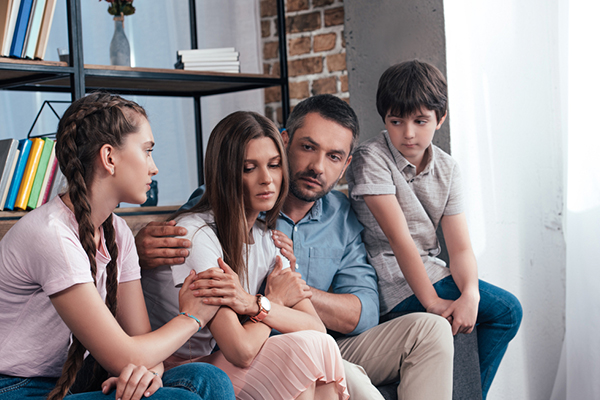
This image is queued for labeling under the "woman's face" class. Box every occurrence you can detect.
[111,118,159,204]
[242,136,283,217]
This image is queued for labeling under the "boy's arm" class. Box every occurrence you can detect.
[440,213,480,334]
[363,194,451,314]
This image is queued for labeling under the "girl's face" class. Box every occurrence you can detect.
[112,118,159,204]
[242,136,282,218]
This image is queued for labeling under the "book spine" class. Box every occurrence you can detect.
[0,139,18,200]
[0,0,14,55]
[9,0,33,58]
[20,0,35,57]
[23,0,44,59]
[0,148,19,209]
[27,136,52,209]
[37,140,55,207]
[4,138,31,210]
[2,0,21,56]
[33,0,54,59]
[177,47,235,56]
[14,137,43,210]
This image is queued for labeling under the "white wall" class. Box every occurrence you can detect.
[444,1,567,399]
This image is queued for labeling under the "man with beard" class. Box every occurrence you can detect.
[136,95,454,400]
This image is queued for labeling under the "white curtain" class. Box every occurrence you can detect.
[0,0,264,206]
[444,1,567,399]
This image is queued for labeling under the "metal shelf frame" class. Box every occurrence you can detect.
[0,0,290,186]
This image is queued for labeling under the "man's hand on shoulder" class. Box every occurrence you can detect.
[135,220,191,270]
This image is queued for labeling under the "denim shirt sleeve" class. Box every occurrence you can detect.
[333,213,380,336]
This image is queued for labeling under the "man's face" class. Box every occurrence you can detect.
[282,112,353,203]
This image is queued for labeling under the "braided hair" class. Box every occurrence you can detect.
[47,93,147,400]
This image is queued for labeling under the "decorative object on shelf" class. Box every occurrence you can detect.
[141,180,158,207]
[102,0,135,67]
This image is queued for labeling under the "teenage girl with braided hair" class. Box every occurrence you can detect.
[0,93,234,400]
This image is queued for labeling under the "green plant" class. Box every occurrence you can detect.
[102,0,135,16]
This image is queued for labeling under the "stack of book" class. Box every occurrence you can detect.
[175,47,240,73]
[0,137,66,211]
[0,0,57,60]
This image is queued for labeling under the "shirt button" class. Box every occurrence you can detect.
[294,226,298,232]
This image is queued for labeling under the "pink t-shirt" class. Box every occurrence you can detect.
[0,196,140,378]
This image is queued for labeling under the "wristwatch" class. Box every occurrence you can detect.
[250,294,271,323]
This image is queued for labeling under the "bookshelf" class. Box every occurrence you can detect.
[0,0,290,225]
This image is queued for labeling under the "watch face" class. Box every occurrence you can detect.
[259,295,271,312]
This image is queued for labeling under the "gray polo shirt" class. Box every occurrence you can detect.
[346,130,463,314]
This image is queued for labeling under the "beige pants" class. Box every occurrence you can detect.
[336,312,453,400]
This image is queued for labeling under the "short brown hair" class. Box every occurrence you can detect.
[376,60,447,123]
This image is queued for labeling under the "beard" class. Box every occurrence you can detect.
[288,170,338,203]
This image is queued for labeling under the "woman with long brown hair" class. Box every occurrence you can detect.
[142,111,348,400]
[0,93,234,400]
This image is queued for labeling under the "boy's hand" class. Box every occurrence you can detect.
[135,220,191,269]
[426,297,454,317]
[441,294,479,335]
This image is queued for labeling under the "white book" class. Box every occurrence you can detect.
[0,148,18,209]
[180,52,239,63]
[23,0,45,59]
[185,66,240,73]
[2,0,21,56]
[178,47,236,56]
[183,60,240,67]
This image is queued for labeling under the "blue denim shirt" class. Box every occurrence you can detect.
[183,188,380,336]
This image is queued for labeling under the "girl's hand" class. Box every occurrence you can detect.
[101,364,162,400]
[272,230,297,271]
[179,270,219,327]
[441,293,479,335]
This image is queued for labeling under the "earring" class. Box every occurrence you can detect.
[110,168,114,175]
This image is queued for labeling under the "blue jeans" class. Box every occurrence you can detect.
[0,363,234,400]
[389,276,522,400]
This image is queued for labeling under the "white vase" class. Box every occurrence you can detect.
[110,16,131,66]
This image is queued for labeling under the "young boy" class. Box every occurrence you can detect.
[345,60,522,399]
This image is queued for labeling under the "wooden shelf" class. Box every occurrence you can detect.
[0,61,284,97]
[0,205,181,240]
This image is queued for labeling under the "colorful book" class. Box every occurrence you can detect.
[26,136,53,209]
[0,138,19,204]
[0,148,19,209]
[36,140,55,207]
[33,0,54,59]
[22,0,44,59]
[2,0,20,56]
[4,138,31,210]
[9,0,33,58]
[14,137,43,210]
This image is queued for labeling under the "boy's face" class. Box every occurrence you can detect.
[385,108,446,168]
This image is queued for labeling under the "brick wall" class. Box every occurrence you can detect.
[261,0,348,127]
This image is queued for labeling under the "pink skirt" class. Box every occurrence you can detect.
[166,330,349,400]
